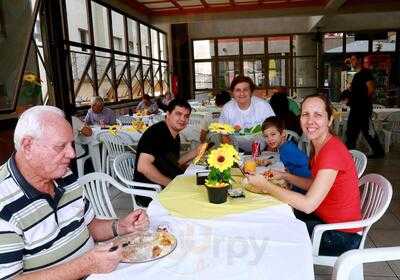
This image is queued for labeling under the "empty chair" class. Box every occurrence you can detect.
[349,150,367,178]
[97,130,135,176]
[332,246,400,280]
[298,134,311,156]
[313,174,393,279]
[382,111,400,153]
[285,129,300,144]
[117,115,135,125]
[78,172,157,219]
[113,153,162,209]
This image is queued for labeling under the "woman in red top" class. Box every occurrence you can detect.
[247,94,362,256]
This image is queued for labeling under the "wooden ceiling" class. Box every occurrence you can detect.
[125,0,327,16]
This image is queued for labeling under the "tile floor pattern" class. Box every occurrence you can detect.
[111,145,400,280]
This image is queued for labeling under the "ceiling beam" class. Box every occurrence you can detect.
[307,0,347,31]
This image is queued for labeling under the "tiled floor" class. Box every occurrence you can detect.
[111,145,400,280]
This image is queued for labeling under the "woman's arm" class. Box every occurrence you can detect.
[248,169,337,213]
[272,170,312,190]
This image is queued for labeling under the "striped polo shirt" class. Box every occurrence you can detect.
[0,156,95,279]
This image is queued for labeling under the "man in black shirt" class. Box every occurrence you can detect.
[134,99,200,187]
[345,54,384,158]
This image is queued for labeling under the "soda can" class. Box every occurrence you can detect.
[252,141,260,159]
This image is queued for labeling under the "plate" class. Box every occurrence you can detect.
[114,230,177,263]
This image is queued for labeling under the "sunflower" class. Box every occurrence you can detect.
[23,73,41,86]
[220,143,240,162]
[208,122,235,135]
[207,146,235,172]
[108,125,119,136]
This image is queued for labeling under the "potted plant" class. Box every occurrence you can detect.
[205,143,240,204]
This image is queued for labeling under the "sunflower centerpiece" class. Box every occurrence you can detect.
[205,143,240,204]
[208,122,235,145]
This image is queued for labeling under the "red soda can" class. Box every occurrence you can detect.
[252,141,260,159]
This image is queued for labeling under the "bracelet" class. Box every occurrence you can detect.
[111,219,119,237]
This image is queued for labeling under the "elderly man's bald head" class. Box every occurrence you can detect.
[14,106,66,150]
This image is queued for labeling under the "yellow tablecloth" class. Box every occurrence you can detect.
[158,174,282,219]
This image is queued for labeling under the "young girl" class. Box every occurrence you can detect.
[247,94,362,256]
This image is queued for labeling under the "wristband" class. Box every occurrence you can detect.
[111,219,119,237]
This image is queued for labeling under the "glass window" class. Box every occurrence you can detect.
[111,11,126,52]
[127,18,139,55]
[91,2,110,49]
[345,33,368,53]
[373,32,396,52]
[159,33,167,60]
[218,38,239,56]
[293,57,317,87]
[65,0,89,43]
[161,62,169,95]
[193,40,214,59]
[243,60,264,87]
[194,62,212,89]
[140,24,150,57]
[153,62,161,96]
[243,37,264,55]
[324,33,343,53]
[268,58,287,87]
[218,60,239,89]
[78,28,89,51]
[268,36,290,54]
[293,34,316,56]
[151,29,159,59]
[130,58,142,99]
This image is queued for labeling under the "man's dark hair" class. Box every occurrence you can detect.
[166,98,192,113]
[230,76,255,92]
[215,90,231,107]
[261,116,286,133]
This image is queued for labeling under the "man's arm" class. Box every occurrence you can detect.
[178,146,199,167]
[137,152,171,186]
[14,244,122,280]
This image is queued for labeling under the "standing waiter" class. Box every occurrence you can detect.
[345,54,385,158]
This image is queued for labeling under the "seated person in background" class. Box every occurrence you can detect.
[269,89,302,135]
[84,96,116,126]
[134,99,201,188]
[247,94,362,256]
[219,76,275,131]
[261,116,311,178]
[272,87,300,116]
[158,91,175,112]
[200,90,231,143]
[0,106,149,279]
[136,94,159,115]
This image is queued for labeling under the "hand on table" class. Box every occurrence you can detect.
[270,170,287,180]
[246,174,271,194]
[85,243,122,274]
[118,209,149,235]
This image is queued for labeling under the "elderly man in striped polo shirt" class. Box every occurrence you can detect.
[0,106,149,279]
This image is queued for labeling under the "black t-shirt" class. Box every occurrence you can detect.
[350,68,374,114]
[133,121,183,185]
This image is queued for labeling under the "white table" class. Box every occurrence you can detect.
[87,174,314,280]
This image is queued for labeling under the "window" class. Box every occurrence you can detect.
[113,36,122,51]
[324,33,343,53]
[63,0,169,107]
[78,28,89,51]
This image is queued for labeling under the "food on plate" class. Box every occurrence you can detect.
[79,125,92,137]
[119,229,177,263]
[243,160,257,174]
[136,109,148,116]
[131,120,148,133]
[262,170,289,189]
[255,157,271,166]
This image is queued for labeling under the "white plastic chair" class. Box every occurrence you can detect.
[116,115,135,125]
[78,172,157,219]
[113,153,162,209]
[313,173,393,278]
[298,134,311,156]
[285,130,300,143]
[96,130,136,176]
[372,104,386,109]
[189,112,205,126]
[332,246,400,280]
[382,111,400,153]
[349,150,367,178]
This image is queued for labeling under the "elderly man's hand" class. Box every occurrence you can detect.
[118,209,149,235]
[86,243,122,274]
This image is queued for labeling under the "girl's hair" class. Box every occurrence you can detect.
[300,93,334,163]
